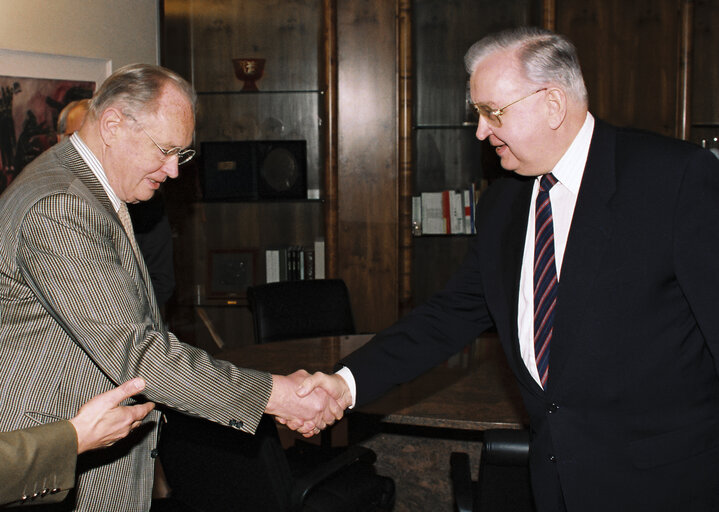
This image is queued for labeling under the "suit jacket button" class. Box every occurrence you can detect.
[548,454,556,463]
[548,403,558,413]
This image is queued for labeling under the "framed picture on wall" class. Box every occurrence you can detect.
[0,49,110,193]
[207,249,257,299]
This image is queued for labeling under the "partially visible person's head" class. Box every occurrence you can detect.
[57,99,90,140]
[80,64,197,203]
[464,27,589,176]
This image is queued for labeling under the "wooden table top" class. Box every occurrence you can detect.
[216,333,528,431]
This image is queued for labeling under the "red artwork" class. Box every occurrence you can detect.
[0,75,94,193]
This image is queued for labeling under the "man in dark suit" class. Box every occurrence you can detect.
[0,64,341,511]
[297,27,719,511]
[0,378,154,507]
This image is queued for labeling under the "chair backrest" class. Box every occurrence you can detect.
[450,428,534,512]
[477,428,534,511]
[247,279,356,344]
[158,410,294,511]
[158,410,395,512]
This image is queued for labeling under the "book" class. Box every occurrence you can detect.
[470,182,477,234]
[265,249,280,283]
[412,196,422,235]
[314,239,325,279]
[462,189,471,234]
[420,192,446,234]
[450,190,464,234]
[304,246,315,280]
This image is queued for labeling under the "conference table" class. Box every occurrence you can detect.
[216,333,528,511]
[216,332,528,431]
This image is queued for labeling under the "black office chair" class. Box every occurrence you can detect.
[450,429,535,512]
[152,410,394,512]
[247,279,356,344]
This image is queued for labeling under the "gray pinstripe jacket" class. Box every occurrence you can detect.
[0,140,273,511]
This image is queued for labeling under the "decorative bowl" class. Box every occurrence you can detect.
[232,58,265,91]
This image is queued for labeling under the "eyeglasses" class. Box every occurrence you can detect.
[469,88,547,127]
[125,113,196,165]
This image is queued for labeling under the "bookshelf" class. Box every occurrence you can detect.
[162,0,337,349]
[402,0,537,309]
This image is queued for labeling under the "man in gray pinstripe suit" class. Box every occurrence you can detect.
[0,64,340,511]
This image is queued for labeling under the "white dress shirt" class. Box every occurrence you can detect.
[70,133,123,213]
[518,112,594,386]
[339,113,596,403]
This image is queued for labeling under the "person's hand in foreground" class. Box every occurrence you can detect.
[69,378,155,454]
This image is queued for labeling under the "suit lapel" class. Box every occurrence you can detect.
[547,120,617,388]
[499,178,544,394]
[58,143,162,324]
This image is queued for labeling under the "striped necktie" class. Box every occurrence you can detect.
[117,202,142,261]
[534,173,558,387]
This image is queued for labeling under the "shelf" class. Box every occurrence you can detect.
[199,198,324,204]
[692,122,719,128]
[197,89,323,96]
[176,299,249,308]
[414,122,477,130]
[412,233,475,238]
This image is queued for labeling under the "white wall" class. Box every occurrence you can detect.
[0,0,159,72]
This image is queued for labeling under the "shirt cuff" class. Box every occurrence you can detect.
[334,366,357,409]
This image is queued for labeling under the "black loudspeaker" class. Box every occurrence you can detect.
[255,140,307,199]
[201,140,306,201]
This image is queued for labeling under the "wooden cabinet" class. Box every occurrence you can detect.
[161,0,719,341]
[690,0,719,149]
[161,0,337,349]
[551,0,685,138]
[402,0,540,308]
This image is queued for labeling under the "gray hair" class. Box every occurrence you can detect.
[89,63,197,120]
[57,98,90,134]
[464,27,587,105]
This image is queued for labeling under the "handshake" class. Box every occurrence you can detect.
[266,370,352,437]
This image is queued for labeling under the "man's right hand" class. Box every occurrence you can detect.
[69,378,155,454]
[266,370,345,437]
[296,372,353,412]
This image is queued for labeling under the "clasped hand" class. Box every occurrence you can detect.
[266,370,352,437]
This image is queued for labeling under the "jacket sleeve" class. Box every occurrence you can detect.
[0,420,77,507]
[340,232,494,406]
[16,193,272,434]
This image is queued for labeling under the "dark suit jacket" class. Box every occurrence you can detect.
[341,119,719,511]
[0,421,76,507]
[0,140,273,511]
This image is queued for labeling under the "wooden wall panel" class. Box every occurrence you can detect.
[690,0,719,146]
[414,0,537,126]
[409,0,539,308]
[554,0,682,137]
[337,0,398,332]
[162,0,193,79]
[188,0,320,92]
[692,0,719,123]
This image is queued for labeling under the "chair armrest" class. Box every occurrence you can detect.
[482,429,530,466]
[289,444,376,511]
[450,451,474,512]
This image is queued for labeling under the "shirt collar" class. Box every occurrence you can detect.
[69,132,123,212]
[544,112,594,195]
